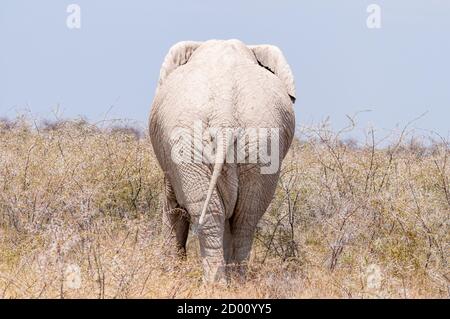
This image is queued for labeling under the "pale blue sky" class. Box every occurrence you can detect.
[1,1,449,137]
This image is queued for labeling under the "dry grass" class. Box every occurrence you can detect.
[0,115,448,298]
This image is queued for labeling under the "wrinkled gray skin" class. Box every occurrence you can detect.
[149,39,296,283]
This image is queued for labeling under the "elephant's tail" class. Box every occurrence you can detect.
[196,133,231,232]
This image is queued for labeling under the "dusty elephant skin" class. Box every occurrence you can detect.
[149,39,296,283]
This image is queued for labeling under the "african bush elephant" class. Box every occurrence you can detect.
[149,39,296,283]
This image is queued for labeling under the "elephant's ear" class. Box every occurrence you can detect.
[249,45,296,103]
[158,41,202,87]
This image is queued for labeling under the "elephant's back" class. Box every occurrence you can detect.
[232,64,296,153]
[151,63,240,129]
[150,62,295,156]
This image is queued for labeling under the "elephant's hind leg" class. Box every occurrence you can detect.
[162,178,190,258]
[223,219,233,264]
[169,162,228,284]
[186,193,227,284]
[229,167,279,277]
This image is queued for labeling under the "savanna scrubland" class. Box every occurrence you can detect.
[0,115,448,298]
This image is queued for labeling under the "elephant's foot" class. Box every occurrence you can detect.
[202,257,227,285]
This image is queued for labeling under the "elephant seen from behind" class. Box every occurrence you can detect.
[149,39,296,283]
